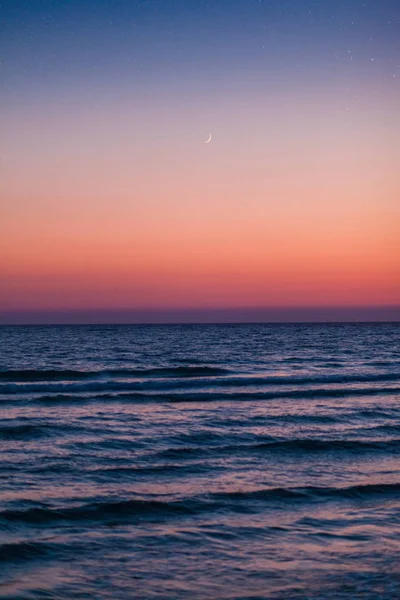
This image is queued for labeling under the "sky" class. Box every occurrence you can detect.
[1,0,399,323]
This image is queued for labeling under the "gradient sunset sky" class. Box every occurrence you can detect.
[1,0,399,323]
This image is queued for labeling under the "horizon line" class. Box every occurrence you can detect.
[1,305,399,326]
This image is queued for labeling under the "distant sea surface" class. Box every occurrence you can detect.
[1,323,399,599]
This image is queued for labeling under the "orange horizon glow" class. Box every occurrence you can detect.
[1,86,399,312]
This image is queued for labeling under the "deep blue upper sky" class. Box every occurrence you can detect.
[2,0,399,98]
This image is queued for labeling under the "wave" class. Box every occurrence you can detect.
[357,423,400,434]
[212,482,400,502]
[0,422,96,440]
[0,498,195,525]
[156,437,400,459]
[0,423,48,439]
[250,438,400,452]
[2,373,400,398]
[7,385,399,406]
[0,366,230,383]
[86,462,211,477]
[0,540,49,562]
[2,483,398,526]
[358,409,399,419]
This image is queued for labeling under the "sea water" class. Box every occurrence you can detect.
[0,323,399,599]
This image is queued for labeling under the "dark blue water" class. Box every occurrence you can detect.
[1,323,399,599]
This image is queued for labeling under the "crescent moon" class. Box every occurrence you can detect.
[204,133,212,144]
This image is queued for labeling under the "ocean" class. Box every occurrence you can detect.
[0,323,399,599]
